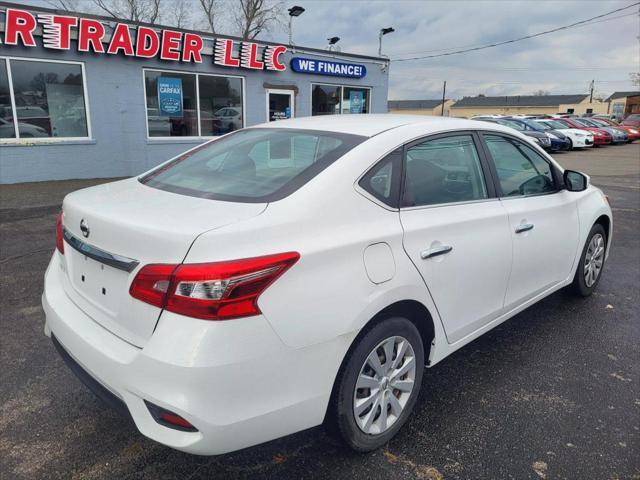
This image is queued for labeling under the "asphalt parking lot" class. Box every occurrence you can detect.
[1,143,638,480]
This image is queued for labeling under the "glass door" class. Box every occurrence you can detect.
[266,89,294,122]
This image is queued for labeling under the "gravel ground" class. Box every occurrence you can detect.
[1,143,638,480]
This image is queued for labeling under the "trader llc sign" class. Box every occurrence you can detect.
[0,7,288,71]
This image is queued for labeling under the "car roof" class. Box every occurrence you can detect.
[250,114,514,137]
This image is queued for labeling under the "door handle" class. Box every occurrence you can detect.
[421,245,453,260]
[515,223,534,234]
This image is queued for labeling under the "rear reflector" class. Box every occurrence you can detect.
[56,211,64,254]
[130,252,300,320]
[145,401,198,432]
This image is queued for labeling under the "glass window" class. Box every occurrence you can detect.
[10,60,88,138]
[141,128,366,202]
[0,60,15,139]
[145,70,197,137]
[359,150,401,207]
[199,75,243,135]
[312,84,341,116]
[342,87,369,114]
[484,135,556,197]
[403,135,487,207]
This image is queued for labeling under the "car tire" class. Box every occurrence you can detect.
[327,316,424,452]
[567,138,574,150]
[570,223,607,297]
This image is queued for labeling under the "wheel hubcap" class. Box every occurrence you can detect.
[353,336,416,435]
[584,233,605,288]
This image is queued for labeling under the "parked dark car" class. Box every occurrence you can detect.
[473,117,552,150]
[504,117,571,152]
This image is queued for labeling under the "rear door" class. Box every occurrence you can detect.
[399,132,512,344]
[479,133,580,309]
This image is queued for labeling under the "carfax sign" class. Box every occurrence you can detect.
[290,57,367,79]
[157,77,183,116]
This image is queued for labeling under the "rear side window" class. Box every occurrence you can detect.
[141,128,365,202]
[484,135,556,197]
[358,150,401,207]
[402,135,488,207]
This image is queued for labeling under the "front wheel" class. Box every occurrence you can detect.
[327,317,424,452]
[570,224,607,296]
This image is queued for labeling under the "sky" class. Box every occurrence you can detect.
[20,0,640,100]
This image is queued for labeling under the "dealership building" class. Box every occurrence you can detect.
[0,2,389,184]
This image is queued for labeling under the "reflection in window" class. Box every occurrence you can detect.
[0,60,15,139]
[312,84,370,116]
[145,70,197,137]
[342,87,369,114]
[404,135,487,207]
[484,135,555,197]
[199,75,243,135]
[10,60,88,138]
[145,70,244,138]
[312,84,341,116]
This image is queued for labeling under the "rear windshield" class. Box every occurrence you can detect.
[140,128,366,202]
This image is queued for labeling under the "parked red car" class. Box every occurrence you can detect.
[591,117,640,142]
[622,114,640,128]
[554,118,612,145]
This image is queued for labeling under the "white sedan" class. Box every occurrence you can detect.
[43,115,612,455]
[535,118,594,149]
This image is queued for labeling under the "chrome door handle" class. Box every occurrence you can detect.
[421,245,453,260]
[515,223,534,234]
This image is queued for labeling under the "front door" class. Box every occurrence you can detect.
[399,133,512,344]
[266,89,294,122]
[480,133,580,309]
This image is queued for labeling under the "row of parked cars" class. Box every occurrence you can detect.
[470,113,640,152]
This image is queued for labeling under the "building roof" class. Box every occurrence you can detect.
[451,94,590,108]
[605,91,640,102]
[388,100,446,110]
[0,1,386,62]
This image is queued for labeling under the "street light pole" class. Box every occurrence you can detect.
[378,27,395,56]
[287,6,305,48]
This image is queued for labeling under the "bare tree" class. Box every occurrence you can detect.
[234,0,284,40]
[532,89,550,96]
[630,73,640,87]
[165,0,192,29]
[44,0,81,10]
[91,0,162,24]
[198,0,221,33]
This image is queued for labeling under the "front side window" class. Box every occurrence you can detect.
[484,134,556,197]
[141,128,365,202]
[1,58,89,139]
[145,70,244,138]
[403,135,488,207]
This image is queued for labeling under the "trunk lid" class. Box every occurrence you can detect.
[60,178,267,347]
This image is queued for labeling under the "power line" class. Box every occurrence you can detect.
[392,3,640,62]
[395,12,638,57]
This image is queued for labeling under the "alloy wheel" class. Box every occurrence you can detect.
[584,233,605,287]
[353,336,416,435]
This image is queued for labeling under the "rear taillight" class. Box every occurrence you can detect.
[129,252,299,320]
[56,211,64,254]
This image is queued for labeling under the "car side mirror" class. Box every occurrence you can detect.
[564,170,588,192]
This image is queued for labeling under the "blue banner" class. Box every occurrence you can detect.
[349,91,364,113]
[290,57,367,79]
[157,77,183,117]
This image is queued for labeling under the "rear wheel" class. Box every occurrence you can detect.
[328,317,424,452]
[571,224,606,297]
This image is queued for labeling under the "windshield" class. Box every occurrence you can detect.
[545,120,568,129]
[496,119,525,131]
[534,121,552,130]
[141,128,366,202]
[519,119,545,132]
[574,118,597,127]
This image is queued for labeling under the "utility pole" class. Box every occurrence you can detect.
[441,81,447,116]
[589,80,594,103]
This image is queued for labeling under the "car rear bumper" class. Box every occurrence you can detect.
[43,253,337,455]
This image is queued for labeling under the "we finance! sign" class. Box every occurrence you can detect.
[0,7,287,72]
[290,57,367,79]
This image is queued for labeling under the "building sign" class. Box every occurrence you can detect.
[349,91,364,113]
[157,77,183,116]
[290,57,367,79]
[0,7,287,72]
